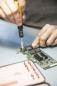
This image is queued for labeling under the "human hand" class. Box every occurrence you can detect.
[32,24,57,48]
[0,0,25,25]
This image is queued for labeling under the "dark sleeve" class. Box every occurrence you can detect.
[24,0,57,29]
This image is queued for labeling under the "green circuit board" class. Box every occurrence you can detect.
[19,46,57,70]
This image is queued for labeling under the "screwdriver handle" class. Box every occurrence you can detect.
[18,26,24,38]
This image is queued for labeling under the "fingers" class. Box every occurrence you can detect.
[0,8,8,21]
[40,25,55,46]
[6,0,18,24]
[52,39,57,45]
[0,0,10,21]
[0,81,17,86]
[38,24,50,36]
[7,0,17,12]
[46,29,57,45]
[32,24,57,48]
[0,0,15,23]
[0,0,26,25]
[32,36,40,48]
[9,0,26,25]
[0,1,11,15]
[0,8,5,18]
[6,0,24,25]
[32,24,50,48]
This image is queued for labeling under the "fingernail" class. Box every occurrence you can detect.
[32,43,36,48]
[32,43,39,48]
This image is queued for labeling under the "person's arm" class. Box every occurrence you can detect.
[0,0,25,25]
[32,24,57,48]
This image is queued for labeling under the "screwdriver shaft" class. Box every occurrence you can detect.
[18,26,24,49]
[20,38,24,49]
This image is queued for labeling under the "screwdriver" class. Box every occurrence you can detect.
[18,25,24,49]
[14,0,24,49]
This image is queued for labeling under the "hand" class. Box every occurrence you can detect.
[32,24,57,48]
[0,0,25,25]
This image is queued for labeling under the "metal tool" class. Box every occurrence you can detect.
[14,0,24,49]
[18,25,24,49]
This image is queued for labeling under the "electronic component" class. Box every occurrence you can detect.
[19,46,57,70]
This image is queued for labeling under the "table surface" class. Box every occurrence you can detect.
[0,20,57,86]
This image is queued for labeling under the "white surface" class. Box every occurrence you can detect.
[0,20,57,86]
[0,60,44,86]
